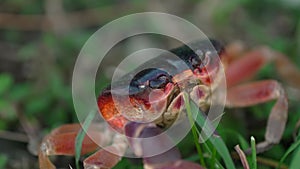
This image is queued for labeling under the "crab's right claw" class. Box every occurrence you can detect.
[143,148,205,169]
[144,159,205,169]
[125,122,204,169]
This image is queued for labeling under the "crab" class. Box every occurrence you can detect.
[38,39,298,169]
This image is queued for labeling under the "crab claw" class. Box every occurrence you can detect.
[144,160,205,169]
[125,122,204,169]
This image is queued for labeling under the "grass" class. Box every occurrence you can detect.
[250,136,257,169]
[192,108,237,168]
[290,144,300,168]
[277,132,300,169]
[185,93,207,167]
[75,110,97,169]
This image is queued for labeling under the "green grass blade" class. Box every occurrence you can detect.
[75,110,97,169]
[184,94,206,168]
[290,146,300,169]
[250,136,257,169]
[208,135,236,169]
[277,137,300,169]
[210,147,217,169]
[189,100,236,169]
[201,140,225,169]
[220,129,250,150]
[185,141,225,169]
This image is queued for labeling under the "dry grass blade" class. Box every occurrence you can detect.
[234,145,249,169]
[0,130,28,142]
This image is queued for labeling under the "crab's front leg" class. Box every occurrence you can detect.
[222,43,300,153]
[38,123,126,169]
[226,80,288,153]
[125,122,205,169]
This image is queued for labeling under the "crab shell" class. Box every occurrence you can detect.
[97,40,225,132]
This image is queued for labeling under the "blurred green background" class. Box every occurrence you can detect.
[0,0,300,168]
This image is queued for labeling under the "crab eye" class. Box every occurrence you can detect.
[191,57,200,68]
[190,54,202,69]
[149,74,171,89]
[138,84,146,89]
[129,68,172,95]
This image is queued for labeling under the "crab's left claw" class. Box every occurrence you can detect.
[38,124,99,169]
[38,123,126,169]
[125,122,204,169]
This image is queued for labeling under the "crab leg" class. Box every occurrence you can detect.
[83,133,127,169]
[226,80,288,153]
[38,123,125,169]
[225,44,300,89]
[225,47,272,87]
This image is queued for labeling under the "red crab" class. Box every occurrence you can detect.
[38,39,298,169]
